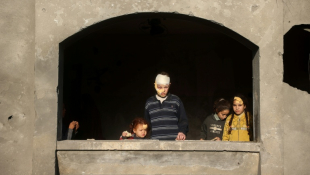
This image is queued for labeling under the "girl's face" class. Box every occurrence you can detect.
[217,109,230,120]
[133,124,147,138]
[233,100,246,115]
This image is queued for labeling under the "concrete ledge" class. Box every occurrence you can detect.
[57,140,261,152]
[57,151,259,175]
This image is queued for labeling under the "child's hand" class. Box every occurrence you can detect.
[122,131,127,137]
[122,131,132,137]
[175,132,186,140]
[69,121,76,129]
[212,137,221,141]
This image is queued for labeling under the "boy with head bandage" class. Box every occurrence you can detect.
[154,74,170,98]
[144,72,189,140]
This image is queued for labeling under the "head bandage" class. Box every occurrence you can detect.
[142,124,148,129]
[234,97,243,105]
[154,74,170,94]
[155,74,170,85]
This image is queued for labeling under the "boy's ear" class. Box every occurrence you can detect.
[133,129,137,133]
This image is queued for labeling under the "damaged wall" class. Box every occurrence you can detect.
[283,0,310,174]
[0,0,35,175]
[34,0,284,174]
[0,0,310,174]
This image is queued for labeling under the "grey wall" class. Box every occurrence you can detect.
[283,1,310,174]
[0,0,35,175]
[1,0,310,174]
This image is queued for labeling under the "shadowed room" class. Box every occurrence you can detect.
[59,13,255,140]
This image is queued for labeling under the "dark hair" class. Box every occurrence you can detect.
[158,71,170,77]
[129,117,150,133]
[228,94,250,136]
[213,98,231,113]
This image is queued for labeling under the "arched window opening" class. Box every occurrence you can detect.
[283,25,310,93]
[58,13,259,141]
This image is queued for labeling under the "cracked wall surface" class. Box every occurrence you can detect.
[0,0,310,174]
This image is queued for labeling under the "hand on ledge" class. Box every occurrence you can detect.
[175,132,186,141]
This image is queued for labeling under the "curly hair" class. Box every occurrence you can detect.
[129,117,150,133]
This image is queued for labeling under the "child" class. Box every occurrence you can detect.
[222,94,252,141]
[120,117,149,140]
[200,98,231,141]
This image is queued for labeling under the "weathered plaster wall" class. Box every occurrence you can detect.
[0,0,35,175]
[283,1,310,174]
[34,0,285,174]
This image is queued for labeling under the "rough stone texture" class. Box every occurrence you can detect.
[0,0,35,175]
[57,151,259,175]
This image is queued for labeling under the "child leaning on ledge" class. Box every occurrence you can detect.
[120,117,149,140]
[222,94,253,141]
[200,98,230,141]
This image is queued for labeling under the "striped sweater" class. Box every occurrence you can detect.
[144,94,189,140]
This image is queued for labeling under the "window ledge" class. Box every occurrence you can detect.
[57,140,260,152]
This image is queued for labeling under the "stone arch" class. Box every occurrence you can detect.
[58,12,260,140]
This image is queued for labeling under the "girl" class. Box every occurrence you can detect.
[222,94,252,141]
[120,117,149,140]
[200,98,231,141]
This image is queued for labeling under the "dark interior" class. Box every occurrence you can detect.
[59,13,257,140]
[283,25,310,93]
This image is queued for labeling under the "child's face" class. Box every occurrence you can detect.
[155,84,170,97]
[233,100,246,115]
[217,109,230,120]
[133,124,147,138]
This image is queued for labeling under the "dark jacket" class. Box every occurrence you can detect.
[200,113,226,140]
[144,93,189,140]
